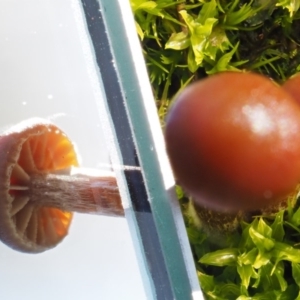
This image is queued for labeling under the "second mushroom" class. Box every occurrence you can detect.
[0,118,124,253]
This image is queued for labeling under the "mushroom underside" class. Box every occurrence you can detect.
[0,121,76,253]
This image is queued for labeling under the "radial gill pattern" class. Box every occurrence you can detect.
[0,119,78,253]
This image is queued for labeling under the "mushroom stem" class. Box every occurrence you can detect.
[12,167,124,217]
[0,118,129,253]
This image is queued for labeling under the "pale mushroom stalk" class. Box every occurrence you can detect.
[11,166,123,216]
[0,118,127,253]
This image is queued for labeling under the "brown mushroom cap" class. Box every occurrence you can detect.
[0,118,78,253]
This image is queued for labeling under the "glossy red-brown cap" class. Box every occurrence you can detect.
[165,72,300,212]
[282,73,300,104]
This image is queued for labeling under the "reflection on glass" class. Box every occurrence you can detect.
[0,0,147,299]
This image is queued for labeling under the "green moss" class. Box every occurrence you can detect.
[131,1,300,298]
[131,0,300,120]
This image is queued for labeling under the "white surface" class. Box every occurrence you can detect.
[0,0,146,299]
[0,215,145,300]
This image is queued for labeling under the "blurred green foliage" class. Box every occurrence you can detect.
[131,1,300,298]
[131,0,300,123]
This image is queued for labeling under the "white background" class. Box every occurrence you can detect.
[0,0,147,299]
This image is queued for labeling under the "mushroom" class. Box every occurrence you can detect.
[0,118,124,253]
